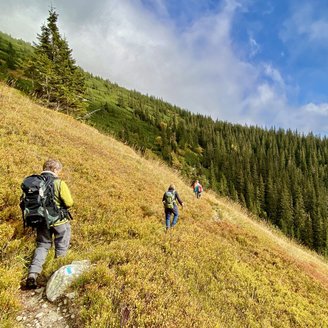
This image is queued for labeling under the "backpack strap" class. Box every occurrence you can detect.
[42,175,53,229]
[40,173,58,229]
[19,193,26,228]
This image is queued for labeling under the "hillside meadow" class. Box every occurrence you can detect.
[1,83,328,327]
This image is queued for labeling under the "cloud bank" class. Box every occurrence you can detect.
[0,0,327,135]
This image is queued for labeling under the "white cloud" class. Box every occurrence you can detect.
[0,1,45,43]
[263,64,285,88]
[281,3,328,43]
[302,103,328,116]
[248,84,276,108]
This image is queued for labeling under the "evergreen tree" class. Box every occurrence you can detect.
[26,8,85,112]
[6,42,16,69]
[293,188,307,241]
[277,183,293,236]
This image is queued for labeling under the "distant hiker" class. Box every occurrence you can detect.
[192,180,203,198]
[21,159,74,289]
[162,184,184,231]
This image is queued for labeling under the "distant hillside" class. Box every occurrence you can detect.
[1,83,328,327]
[1,31,328,256]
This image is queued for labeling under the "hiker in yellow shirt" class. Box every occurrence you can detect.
[25,159,73,289]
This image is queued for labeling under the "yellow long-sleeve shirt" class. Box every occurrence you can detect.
[54,179,74,208]
[52,179,73,226]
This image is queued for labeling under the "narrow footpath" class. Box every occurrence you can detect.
[16,288,77,328]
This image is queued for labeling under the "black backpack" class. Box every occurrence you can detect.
[20,174,61,229]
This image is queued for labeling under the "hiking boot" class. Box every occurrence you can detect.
[26,273,38,289]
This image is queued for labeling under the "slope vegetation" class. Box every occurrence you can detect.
[1,83,328,327]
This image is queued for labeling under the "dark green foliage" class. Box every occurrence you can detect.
[0,31,33,90]
[0,32,33,66]
[5,43,16,69]
[25,9,86,112]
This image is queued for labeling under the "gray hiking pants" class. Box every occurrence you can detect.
[29,222,71,274]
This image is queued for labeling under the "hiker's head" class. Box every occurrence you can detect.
[168,184,175,191]
[43,159,63,175]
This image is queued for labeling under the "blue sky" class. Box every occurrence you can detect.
[0,0,328,135]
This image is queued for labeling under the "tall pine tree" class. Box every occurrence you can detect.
[26,8,85,112]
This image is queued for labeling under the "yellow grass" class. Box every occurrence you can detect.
[1,82,328,327]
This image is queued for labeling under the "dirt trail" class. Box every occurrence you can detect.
[16,288,76,328]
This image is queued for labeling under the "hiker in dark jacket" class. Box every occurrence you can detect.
[162,184,184,230]
[26,159,73,289]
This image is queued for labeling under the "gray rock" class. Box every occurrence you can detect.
[46,260,91,302]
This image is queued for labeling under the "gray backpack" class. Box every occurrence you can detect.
[164,191,176,209]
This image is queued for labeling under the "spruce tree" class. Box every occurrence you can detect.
[26,8,85,112]
[6,42,16,69]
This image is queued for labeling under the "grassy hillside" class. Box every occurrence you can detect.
[2,31,328,256]
[1,83,328,327]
